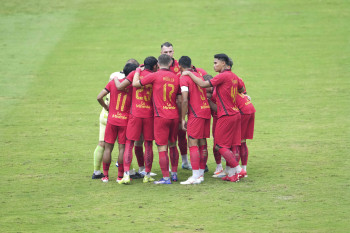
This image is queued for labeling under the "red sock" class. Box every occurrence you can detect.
[135,145,144,168]
[123,140,134,171]
[240,142,248,166]
[177,129,187,155]
[159,151,170,177]
[199,144,208,170]
[189,146,200,170]
[213,148,221,165]
[231,145,240,163]
[144,141,153,173]
[103,162,110,177]
[218,148,239,168]
[169,146,179,172]
[118,163,124,178]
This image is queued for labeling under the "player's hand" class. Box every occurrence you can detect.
[181,119,187,131]
[245,95,251,101]
[181,71,190,76]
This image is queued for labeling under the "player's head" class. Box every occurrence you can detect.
[144,56,158,72]
[123,63,138,77]
[126,58,139,66]
[178,56,192,72]
[158,54,172,68]
[213,53,229,72]
[160,42,174,58]
[228,57,233,69]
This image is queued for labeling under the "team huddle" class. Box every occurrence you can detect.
[91,42,256,185]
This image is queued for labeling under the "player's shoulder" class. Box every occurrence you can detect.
[109,71,125,81]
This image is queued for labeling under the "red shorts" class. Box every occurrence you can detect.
[215,114,241,148]
[104,122,127,144]
[187,117,210,139]
[241,113,255,140]
[154,117,179,146]
[126,114,154,141]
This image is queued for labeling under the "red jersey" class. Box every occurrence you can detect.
[169,59,181,75]
[126,69,154,118]
[105,79,132,126]
[194,67,208,77]
[235,78,256,114]
[210,87,217,118]
[208,69,244,118]
[180,71,211,119]
[140,68,180,119]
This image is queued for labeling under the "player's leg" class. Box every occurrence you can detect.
[92,141,105,179]
[198,138,208,181]
[101,123,118,182]
[142,117,155,182]
[115,125,131,184]
[198,118,210,180]
[92,121,107,179]
[102,142,114,182]
[169,118,180,182]
[215,115,245,182]
[241,113,255,173]
[180,136,201,185]
[178,128,191,170]
[153,117,172,184]
[135,135,145,173]
[212,116,223,176]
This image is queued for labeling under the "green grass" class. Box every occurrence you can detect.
[1,0,349,232]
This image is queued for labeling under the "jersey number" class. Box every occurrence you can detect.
[136,84,152,101]
[116,93,127,111]
[163,83,175,102]
[231,86,237,103]
[198,86,206,101]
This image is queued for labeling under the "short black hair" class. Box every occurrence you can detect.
[214,53,229,65]
[228,57,233,68]
[144,56,158,70]
[178,56,192,69]
[158,54,172,67]
[161,42,173,48]
[203,74,213,81]
[123,63,138,76]
[126,58,139,66]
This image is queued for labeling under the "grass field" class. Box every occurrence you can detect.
[1,0,349,232]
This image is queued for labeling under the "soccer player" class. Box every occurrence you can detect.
[178,56,211,185]
[114,56,158,184]
[92,59,139,179]
[133,54,181,184]
[161,42,191,170]
[182,53,247,182]
[201,74,225,177]
[227,58,256,174]
[97,62,138,183]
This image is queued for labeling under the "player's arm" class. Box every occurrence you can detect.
[182,71,210,88]
[181,90,189,131]
[208,98,217,112]
[132,68,142,88]
[97,89,109,112]
[114,78,131,91]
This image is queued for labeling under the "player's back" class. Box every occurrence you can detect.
[210,70,243,117]
[180,71,211,119]
[152,69,180,119]
[105,78,132,126]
